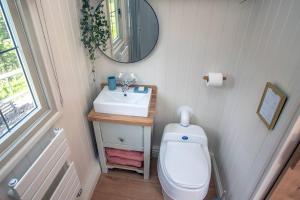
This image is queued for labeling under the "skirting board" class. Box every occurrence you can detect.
[80,164,101,200]
[210,152,226,200]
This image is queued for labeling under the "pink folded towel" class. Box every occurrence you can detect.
[105,148,144,161]
[106,155,142,168]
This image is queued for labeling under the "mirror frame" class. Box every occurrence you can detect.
[98,0,159,64]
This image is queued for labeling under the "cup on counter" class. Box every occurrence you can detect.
[107,76,117,90]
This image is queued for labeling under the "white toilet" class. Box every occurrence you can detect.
[157,123,211,200]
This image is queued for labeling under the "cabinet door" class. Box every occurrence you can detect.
[100,122,144,151]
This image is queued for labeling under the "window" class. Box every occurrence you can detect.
[0,0,56,163]
[0,1,38,138]
[108,0,121,43]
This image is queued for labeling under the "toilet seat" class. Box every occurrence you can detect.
[157,123,211,200]
[161,142,209,189]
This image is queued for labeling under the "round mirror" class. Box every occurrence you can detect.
[99,0,159,63]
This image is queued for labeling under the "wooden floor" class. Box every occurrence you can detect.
[91,159,217,200]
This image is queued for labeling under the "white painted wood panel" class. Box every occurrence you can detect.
[0,0,100,199]
[34,0,101,196]
[10,0,100,199]
[94,0,300,199]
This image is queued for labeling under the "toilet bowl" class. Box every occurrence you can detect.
[158,123,211,200]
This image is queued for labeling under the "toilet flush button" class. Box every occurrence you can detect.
[182,136,189,140]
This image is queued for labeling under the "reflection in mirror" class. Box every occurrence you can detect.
[100,0,159,63]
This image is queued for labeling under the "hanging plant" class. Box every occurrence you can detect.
[80,0,110,61]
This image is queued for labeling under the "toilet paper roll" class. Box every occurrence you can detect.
[206,73,223,86]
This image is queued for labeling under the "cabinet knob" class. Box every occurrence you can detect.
[118,137,124,142]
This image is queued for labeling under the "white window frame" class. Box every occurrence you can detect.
[0,0,60,174]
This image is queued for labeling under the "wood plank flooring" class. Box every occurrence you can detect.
[91,159,217,200]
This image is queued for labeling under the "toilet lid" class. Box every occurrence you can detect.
[163,142,209,189]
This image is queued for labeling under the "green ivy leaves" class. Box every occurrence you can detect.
[80,0,110,61]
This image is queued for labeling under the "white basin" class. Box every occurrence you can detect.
[93,86,152,117]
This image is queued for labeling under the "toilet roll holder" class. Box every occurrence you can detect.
[203,75,227,81]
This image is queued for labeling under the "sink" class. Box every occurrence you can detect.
[93,86,152,117]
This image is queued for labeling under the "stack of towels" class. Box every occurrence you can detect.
[105,148,144,168]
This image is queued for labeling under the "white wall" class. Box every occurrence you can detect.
[94,0,300,199]
[32,0,100,199]
[42,0,100,198]
[0,0,100,199]
[216,0,300,199]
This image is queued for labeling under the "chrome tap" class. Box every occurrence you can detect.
[120,80,129,93]
[118,73,137,96]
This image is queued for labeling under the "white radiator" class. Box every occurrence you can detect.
[8,128,81,200]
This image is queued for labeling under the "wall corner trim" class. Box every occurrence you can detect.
[80,164,101,200]
[210,152,226,200]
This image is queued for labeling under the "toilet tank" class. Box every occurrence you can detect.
[162,123,208,146]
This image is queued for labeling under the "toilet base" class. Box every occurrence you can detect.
[162,189,173,200]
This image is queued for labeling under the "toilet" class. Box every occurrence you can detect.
[157,123,211,200]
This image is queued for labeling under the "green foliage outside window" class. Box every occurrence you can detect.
[0,9,28,100]
[108,0,118,41]
[0,75,28,100]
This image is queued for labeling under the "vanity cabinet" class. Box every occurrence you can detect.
[92,121,152,179]
[88,85,157,179]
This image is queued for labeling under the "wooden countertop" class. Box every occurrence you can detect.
[88,84,157,126]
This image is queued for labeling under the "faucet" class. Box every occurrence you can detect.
[118,73,137,96]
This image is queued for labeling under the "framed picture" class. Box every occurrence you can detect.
[257,82,287,130]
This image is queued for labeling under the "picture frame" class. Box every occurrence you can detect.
[257,82,287,130]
